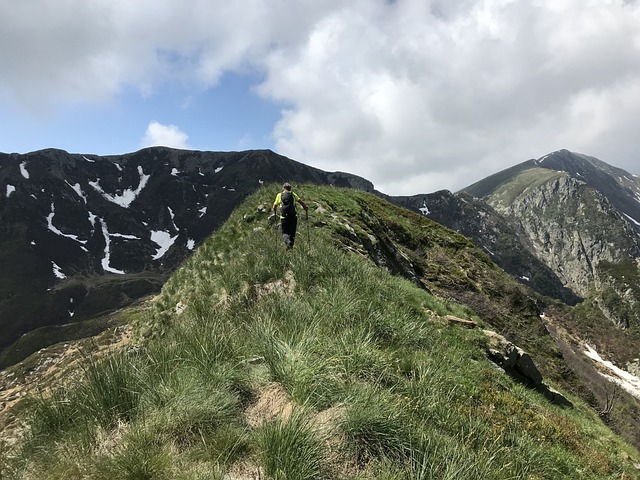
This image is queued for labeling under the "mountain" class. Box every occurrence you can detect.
[0,148,372,367]
[390,150,640,352]
[3,147,639,360]
[2,185,639,478]
[2,146,639,378]
[459,149,640,329]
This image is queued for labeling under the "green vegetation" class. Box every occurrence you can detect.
[2,185,638,479]
[487,167,566,209]
[596,259,640,329]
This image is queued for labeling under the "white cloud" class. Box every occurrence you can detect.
[141,121,190,149]
[259,0,640,193]
[1,0,640,194]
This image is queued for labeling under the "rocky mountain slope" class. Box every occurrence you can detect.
[2,185,639,478]
[459,149,640,330]
[389,151,640,356]
[0,148,371,367]
[387,189,582,305]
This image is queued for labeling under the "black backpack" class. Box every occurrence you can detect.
[280,190,296,218]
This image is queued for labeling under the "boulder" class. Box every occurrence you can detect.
[484,330,572,407]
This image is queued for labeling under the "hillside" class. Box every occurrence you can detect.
[1,185,639,479]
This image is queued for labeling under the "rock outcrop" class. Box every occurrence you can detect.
[484,330,573,408]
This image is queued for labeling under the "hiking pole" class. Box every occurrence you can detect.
[268,213,278,255]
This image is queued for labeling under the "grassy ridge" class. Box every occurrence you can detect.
[2,185,639,479]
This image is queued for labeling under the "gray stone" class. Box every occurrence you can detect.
[484,329,572,407]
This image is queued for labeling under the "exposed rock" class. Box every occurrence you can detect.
[484,330,573,407]
[175,301,187,315]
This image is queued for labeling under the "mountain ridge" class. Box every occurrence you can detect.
[0,147,373,366]
[2,147,639,416]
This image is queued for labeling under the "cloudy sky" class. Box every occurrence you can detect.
[1,0,639,195]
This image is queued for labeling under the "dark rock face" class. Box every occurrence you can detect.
[0,147,372,365]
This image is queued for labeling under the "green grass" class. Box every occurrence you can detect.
[3,185,639,479]
[487,167,566,209]
[257,409,327,480]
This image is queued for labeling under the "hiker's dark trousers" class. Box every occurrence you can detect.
[281,216,298,248]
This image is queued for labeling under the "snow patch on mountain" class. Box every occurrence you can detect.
[87,212,97,236]
[98,218,125,274]
[111,233,140,240]
[151,230,178,260]
[187,238,195,250]
[66,181,88,203]
[52,261,66,280]
[6,184,15,198]
[215,166,223,173]
[47,203,87,246]
[88,166,150,208]
[623,213,640,227]
[584,344,640,401]
[19,162,30,179]
[168,206,178,231]
[419,199,430,216]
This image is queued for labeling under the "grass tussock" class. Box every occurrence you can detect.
[2,185,639,479]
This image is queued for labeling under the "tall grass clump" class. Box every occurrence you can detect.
[92,428,173,480]
[257,409,327,480]
[341,384,415,465]
[75,351,147,429]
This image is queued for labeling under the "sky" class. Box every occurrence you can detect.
[1,0,639,196]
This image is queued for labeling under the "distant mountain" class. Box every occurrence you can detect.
[0,148,372,366]
[464,149,640,235]
[459,149,640,329]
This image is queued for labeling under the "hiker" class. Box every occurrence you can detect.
[272,182,308,249]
